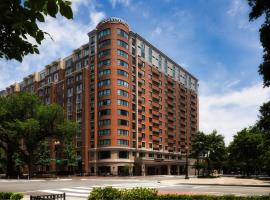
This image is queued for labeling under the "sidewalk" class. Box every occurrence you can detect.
[160,177,270,187]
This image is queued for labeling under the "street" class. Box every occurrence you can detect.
[0,176,269,199]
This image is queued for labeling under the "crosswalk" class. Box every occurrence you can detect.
[37,182,175,198]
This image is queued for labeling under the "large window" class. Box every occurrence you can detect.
[117,129,129,136]
[117,29,128,39]
[98,89,111,97]
[98,151,111,159]
[117,59,129,68]
[98,49,110,58]
[98,79,111,87]
[117,69,128,77]
[118,151,129,158]
[98,139,111,146]
[98,39,111,49]
[117,99,129,107]
[98,129,111,136]
[117,89,129,97]
[98,109,111,116]
[98,59,111,68]
[117,79,129,88]
[98,119,111,126]
[117,119,129,126]
[117,109,129,116]
[98,69,111,77]
[98,28,111,39]
[117,139,129,146]
[117,40,128,49]
[117,49,128,59]
[98,99,111,107]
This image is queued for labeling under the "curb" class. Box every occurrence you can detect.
[178,183,270,187]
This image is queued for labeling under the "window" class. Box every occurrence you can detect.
[98,28,111,39]
[98,49,110,58]
[117,69,128,77]
[98,109,111,116]
[141,43,145,58]
[98,69,111,77]
[117,89,129,97]
[117,79,129,88]
[117,129,129,136]
[98,151,111,158]
[76,62,82,71]
[98,39,111,49]
[117,109,129,116]
[117,139,129,146]
[98,79,111,87]
[117,40,128,49]
[117,29,128,38]
[148,47,152,63]
[98,119,111,126]
[117,59,128,68]
[98,129,111,136]
[117,99,129,107]
[118,151,129,158]
[117,49,128,59]
[98,89,111,96]
[98,99,111,107]
[76,84,82,93]
[118,119,129,126]
[98,59,111,68]
[76,73,82,81]
[67,88,73,97]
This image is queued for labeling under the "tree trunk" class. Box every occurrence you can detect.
[28,154,33,179]
[6,146,15,178]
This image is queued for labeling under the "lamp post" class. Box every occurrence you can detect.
[185,145,189,179]
[54,140,60,175]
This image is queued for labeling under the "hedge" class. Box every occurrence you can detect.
[88,187,270,200]
[0,192,23,200]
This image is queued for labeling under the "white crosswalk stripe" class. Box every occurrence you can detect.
[37,182,175,198]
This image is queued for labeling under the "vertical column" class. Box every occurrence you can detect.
[141,164,146,176]
[167,165,171,175]
[177,165,180,175]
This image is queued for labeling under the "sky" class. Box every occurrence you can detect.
[0,0,269,145]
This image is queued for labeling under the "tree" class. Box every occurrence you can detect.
[0,92,77,177]
[257,102,270,175]
[247,0,270,87]
[0,0,73,62]
[33,140,51,172]
[191,131,226,176]
[228,127,263,176]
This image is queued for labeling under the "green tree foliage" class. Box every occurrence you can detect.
[33,140,51,172]
[247,0,270,87]
[0,92,77,177]
[228,127,263,175]
[0,0,73,62]
[191,131,226,176]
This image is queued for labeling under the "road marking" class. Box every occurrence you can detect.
[51,178,72,181]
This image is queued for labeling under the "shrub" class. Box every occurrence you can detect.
[121,187,158,200]
[10,193,24,200]
[88,186,121,200]
[0,192,23,200]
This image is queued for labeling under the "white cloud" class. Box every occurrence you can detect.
[109,0,131,8]
[151,27,162,37]
[227,0,246,17]
[200,83,270,145]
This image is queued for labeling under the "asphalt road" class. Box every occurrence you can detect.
[0,176,269,199]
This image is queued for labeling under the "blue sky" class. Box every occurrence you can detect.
[0,0,269,144]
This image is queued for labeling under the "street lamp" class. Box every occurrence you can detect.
[185,145,189,179]
[54,140,61,175]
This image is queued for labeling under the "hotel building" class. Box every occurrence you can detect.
[0,17,199,176]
